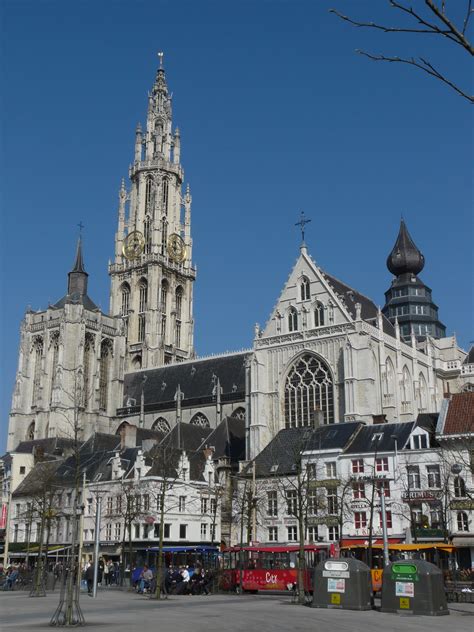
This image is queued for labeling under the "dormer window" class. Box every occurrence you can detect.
[300,277,310,301]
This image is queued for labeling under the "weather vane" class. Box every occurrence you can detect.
[158,51,164,68]
[77,221,84,238]
[295,212,311,245]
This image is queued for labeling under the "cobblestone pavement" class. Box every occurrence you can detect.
[1,590,473,632]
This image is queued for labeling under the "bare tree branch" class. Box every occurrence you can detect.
[331,1,474,102]
[357,50,474,103]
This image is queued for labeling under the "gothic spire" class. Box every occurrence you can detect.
[386,219,425,277]
[68,237,88,297]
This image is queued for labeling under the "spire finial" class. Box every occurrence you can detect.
[295,211,311,247]
[77,221,84,239]
[158,51,164,68]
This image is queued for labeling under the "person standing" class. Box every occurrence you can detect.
[103,559,110,586]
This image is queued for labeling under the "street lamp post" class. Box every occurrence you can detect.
[92,493,104,599]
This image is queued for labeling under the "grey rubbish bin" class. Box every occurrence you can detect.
[312,558,372,610]
[380,560,449,616]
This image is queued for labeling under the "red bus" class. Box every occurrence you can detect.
[220,544,328,593]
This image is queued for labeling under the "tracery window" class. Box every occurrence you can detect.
[300,277,310,301]
[161,218,168,255]
[418,372,428,411]
[121,283,130,316]
[138,279,148,313]
[99,340,113,411]
[175,286,183,319]
[145,176,154,213]
[314,301,324,327]
[288,307,298,332]
[190,413,210,428]
[83,334,94,408]
[231,407,246,421]
[401,365,412,406]
[162,178,169,215]
[144,216,151,254]
[49,335,59,404]
[32,338,43,406]
[284,354,334,427]
[152,417,171,433]
[138,314,146,342]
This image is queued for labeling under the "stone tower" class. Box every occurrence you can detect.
[7,240,124,450]
[382,219,446,341]
[109,56,196,370]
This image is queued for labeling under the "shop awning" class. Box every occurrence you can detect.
[340,538,403,548]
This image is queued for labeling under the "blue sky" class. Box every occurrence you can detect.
[1,0,472,453]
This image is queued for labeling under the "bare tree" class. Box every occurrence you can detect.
[331,1,474,103]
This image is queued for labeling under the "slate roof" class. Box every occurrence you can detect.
[248,422,362,477]
[197,416,246,463]
[11,437,75,456]
[144,445,206,482]
[323,272,395,337]
[120,352,250,413]
[160,423,212,452]
[52,293,99,311]
[12,460,63,497]
[343,422,415,454]
[463,346,474,365]
[442,393,474,435]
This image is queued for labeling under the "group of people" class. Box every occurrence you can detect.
[82,558,120,594]
[1,565,20,590]
[135,564,214,596]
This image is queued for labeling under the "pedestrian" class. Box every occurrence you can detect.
[85,564,94,595]
[103,559,110,586]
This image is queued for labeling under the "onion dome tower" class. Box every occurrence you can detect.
[382,220,446,341]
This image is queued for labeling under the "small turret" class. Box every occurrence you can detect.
[135,123,143,162]
[68,238,88,298]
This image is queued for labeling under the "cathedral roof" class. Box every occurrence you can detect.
[386,219,425,277]
[323,271,395,336]
[463,346,474,365]
[119,352,250,415]
[197,416,246,463]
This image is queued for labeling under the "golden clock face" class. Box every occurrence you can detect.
[123,231,145,260]
[167,233,186,263]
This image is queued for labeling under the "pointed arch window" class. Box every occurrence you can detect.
[152,417,170,433]
[120,282,130,316]
[145,176,154,213]
[190,412,210,428]
[32,338,43,406]
[314,301,325,327]
[175,321,181,348]
[49,335,59,404]
[99,340,113,411]
[27,421,35,441]
[418,372,428,412]
[175,286,183,319]
[161,218,168,255]
[288,308,298,332]
[401,366,412,409]
[138,279,148,313]
[383,358,395,406]
[162,178,169,215]
[83,334,94,409]
[300,277,310,301]
[284,354,334,427]
[144,216,151,254]
[231,407,246,421]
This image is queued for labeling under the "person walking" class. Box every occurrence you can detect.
[85,564,94,595]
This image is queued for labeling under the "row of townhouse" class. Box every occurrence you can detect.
[238,393,473,569]
[1,416,245,566]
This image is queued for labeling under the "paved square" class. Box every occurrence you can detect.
[1,590,473,632]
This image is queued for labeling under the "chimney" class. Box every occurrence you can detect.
[120,424,138,449]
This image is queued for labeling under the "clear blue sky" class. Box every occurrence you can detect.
[1,0,472,453]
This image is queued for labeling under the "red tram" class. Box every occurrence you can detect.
[220,544,328,593]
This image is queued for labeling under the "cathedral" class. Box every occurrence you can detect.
[6,58,471,457]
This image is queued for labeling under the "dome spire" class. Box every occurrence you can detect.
[386,218,425,277]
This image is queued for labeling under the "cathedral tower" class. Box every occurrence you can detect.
[382,219,446,341]
[109,55,196,370]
